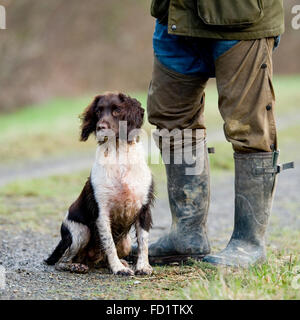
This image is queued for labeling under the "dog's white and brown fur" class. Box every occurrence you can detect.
[45,92,154,276]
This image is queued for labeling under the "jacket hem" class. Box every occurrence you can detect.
[168,25,284,40]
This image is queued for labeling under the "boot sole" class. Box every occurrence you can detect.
[149,254,206,265]
[125,254,206,265]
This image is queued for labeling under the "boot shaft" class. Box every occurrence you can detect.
[149,128,211,256]
[165,145,210,229]
[232,152,278,245]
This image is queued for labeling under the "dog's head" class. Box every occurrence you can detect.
[80,92,144,142]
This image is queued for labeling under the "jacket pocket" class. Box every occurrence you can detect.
[197,0,264,29]
[151,0,170,22]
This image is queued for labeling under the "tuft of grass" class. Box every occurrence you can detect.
[126,237,300,300]
[178,249,300,300]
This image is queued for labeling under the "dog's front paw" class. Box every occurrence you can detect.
[120,259,130,268]
[114,266,134,276]
[135,264,153,276]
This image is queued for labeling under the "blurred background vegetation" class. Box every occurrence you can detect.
[0,0,299,111]
[0,0,153,111]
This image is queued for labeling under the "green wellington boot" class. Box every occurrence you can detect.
[203,151,294,267]
[147,132,211,264]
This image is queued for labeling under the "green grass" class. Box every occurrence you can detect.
[124,244,300,300]
[178,227,300,300]
[177,250,300,300]
[0,170,90,232]
[1,75,300,166]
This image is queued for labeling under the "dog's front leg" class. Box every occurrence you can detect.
[135,220,153,275]
[96,212,134,276]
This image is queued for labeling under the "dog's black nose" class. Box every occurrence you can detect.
[97,122,109,131]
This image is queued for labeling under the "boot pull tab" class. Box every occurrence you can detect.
[254,150,295,175]
[208,147,215,154]
[273,149,295,174]
[272,150,280,166]
[276,161,294,173]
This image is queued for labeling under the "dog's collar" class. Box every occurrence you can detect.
[98,136,109,146]
[98,136,140,146]
[128,136,140,145]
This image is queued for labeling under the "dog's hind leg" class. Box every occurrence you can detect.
[46,219,91,273]
[55,262,89,273]
[116,234,131,259]
[63,219,91,260]
[117,234,132,268]
[45,223,72,265]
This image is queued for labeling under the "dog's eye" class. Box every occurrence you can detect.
[112,107,121,117]
[96,106,103,115]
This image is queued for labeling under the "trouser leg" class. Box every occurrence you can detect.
[145,57,211,264]
[215,38,277,153]
[204,38,284,267]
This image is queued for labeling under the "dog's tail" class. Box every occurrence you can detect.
[45,224,72,265]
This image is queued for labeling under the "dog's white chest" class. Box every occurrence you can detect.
[91,143,152,218]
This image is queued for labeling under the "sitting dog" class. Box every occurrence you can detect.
[45,92,154,276]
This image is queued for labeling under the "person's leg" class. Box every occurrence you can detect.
[204,38,293,267]
[130,21,212,264]
[146,56,212,264]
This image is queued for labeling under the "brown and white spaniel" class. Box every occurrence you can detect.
[45,92,154,276]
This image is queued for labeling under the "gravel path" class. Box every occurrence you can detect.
[0,159,299,299]
[0,152,94,187]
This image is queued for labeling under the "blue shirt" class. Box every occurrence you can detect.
[153,21,280,78]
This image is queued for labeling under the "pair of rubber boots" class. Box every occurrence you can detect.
[132,132,293,267]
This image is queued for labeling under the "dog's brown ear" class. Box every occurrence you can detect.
[125,96,144,133]
[80,95,101,141]
[118,92,126,102]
